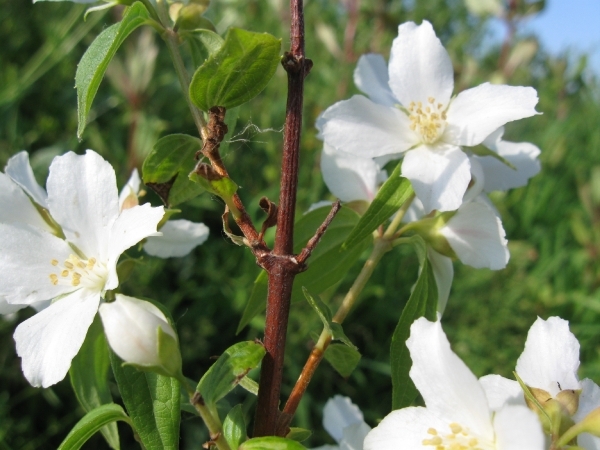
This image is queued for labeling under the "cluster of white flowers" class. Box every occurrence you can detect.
[316,317,600,450]
[0,150,208,387]
[316,20,541,311]
[310,19,600,450]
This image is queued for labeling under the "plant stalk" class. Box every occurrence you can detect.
[253,0,309,437]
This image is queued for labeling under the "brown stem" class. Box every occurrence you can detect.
[253,0,311,437]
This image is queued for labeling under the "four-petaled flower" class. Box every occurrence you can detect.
[0,150,164,387]
[318,20,539,213]
[364,318,545,450]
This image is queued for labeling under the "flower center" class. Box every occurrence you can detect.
[408,97,447,144]
[422,423,490,450]
[49,254,108,291]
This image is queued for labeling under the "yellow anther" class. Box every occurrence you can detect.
[428,97,435,103]
[442,112,447,120]
[72,272,82,279]
[438,103,443,109]
[427,428,438,435]
[64,261,74,269]
[49,274,59,285]
[426,106,431,113]
[449,423,462,434]
[72,279,81,287]
[468,438,478,446]
[87,258,97,269]
[51,259,59,266]
[417,101,423,108]
[422,436,443,446]
[61,270,69,277]
[77,261,86,269]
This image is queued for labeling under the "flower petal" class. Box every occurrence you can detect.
[0,223,74,304]
[440,197,509,269]
[0,297,28,315]
[388,21,454,108]
[319,95,418,158]
[575,381,600,450]
[493,404,545,450]
[515,316,580,397]
[340,422,371,450]
[363,407,451,450]
[479,374,524,411]
[323,396,365,443]
[408,318,494,439]
[321,144,381,202]
[444,83,539,146]
[119,169,141,209]
[14,288,100,387]
[0,172,52,232]
[143,219,209,258]
[5,151,48,208]
[476,139,541,192]
[401,145,470,213]
[354,54,397,107]
[105,203,164,289]
[426,248,453,314]
[47,150,120,261]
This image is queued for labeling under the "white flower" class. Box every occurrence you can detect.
[119,169,210,258]
[313,396,371,450]
[99,294,182,377]
[363,318,545,450]
[318,20,539,213]
[473,127,541,193]
[0,150,164,387]
[480,317,600,450]
[320,144,385,203]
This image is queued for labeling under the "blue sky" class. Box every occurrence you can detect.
[491,0,600,74]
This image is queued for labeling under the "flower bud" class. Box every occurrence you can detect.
[99,294,182,379]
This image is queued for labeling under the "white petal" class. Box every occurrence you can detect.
[479,374,525,411]
[0,172,52,232]
[476,140,541,192]
[440,200,509,269]
[323,396,365,443]
[320,144,380,202]
[14,288,100,387]
[319,95,418,158]
[354,54,397,107]
[105,203,164,289]
[5,151,48,208]
[340,422,371,450]
[408,318,494,439]
[143,219,209,258]
[403,196,425,223]
[0,297,28,315]
[388,21,454,107]
[516,316,580,397]
[118,169,141,209]
[47,150,120,261]
[493,404,545,450]
[363,407,451,450]
[99,294,175,367]
[579,433,600,450]
[426,248,453,314]
[463,157,485,203]
[444,83,539,146]
[0,223,74,304]
[575,379,600,450]
[401,145,471,213]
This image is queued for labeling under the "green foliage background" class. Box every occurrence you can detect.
[1,0,599,448]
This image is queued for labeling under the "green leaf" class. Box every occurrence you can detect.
[237,206,371,333]
[343,164,414,250]
[302,287,332,327]
[75,2,149,139]
[223,404,246,450]
[189,28,281,110]
[58,404,131,450]
[69,317,119,449]
[196,341,266,405]
[286,428,312,443]
[470,144,517,170]
[324,343,361,378]
[240,437,307,450]
[185,29,224,68]
[110,352,181,450]
[390,258,438,409]
[142,134,205,207]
